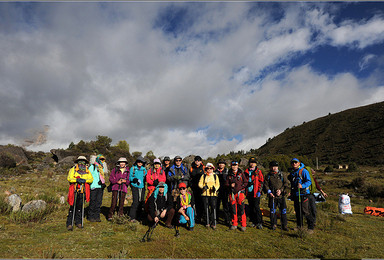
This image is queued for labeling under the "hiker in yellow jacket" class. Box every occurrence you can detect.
[198,162,220,229]
[66,156,93,231]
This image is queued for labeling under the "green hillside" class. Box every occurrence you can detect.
[258,101,384,165]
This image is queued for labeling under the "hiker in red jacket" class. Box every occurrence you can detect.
[226,160,248,231]
[245,157,264,229]
[145,159,166,211]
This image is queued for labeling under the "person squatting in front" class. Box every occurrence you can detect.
[226,160,248,231]
[264,161,289,231]
[88,154,107,222]
[129,156,147,223]
[245,157,264,229]
[147,182,175,229]
[176,182,195,231]
[66,156,94,230]
[198,162,220,230]
[108,157,130,220]
[288,158,315,233]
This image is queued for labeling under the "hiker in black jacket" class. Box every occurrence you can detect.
[264,161,289,231]
[147,182,175,229]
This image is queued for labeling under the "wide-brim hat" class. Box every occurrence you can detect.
[117,157,128,164]
[75,156,89,164]
[135,156,145,164]
[153,158,161,164]
[205,162,215,170]
[163,156,171,162]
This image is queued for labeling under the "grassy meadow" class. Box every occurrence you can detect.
[0,167,384,259]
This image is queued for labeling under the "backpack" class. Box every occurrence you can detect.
[298,166,317,194]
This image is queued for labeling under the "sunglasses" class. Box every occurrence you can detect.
[291,161,299,164]
[175,159,182,162]
[206,167,213,170]
[179,187,186,190]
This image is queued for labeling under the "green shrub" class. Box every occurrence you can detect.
[0,195,12,214]
[0,152,17,168]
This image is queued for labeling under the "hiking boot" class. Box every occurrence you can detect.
[107,218,113,221]
[282,226,288,231]
[272,225,277,230]
[229,225,237,230]
[256,224,263,229]
[166,224,174,229]
[95,218,101,222]
[211,225,217,230]
[307,229,314,234]
[76,224,83,229]
[88,218,97,222]
[130,219,138,223]
[205,224,210,229]
[240,226,246,232]
[248,223,255,228]
[67,225,73,231]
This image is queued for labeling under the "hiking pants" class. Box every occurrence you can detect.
[191,186,204,223]
[179,207,195,228]
[147,208,176,227]
[129,186,145,220]
[217,189,231,224]
[88,188,104,220]
[247,195,263,225]
[202,196,217,226]
[108,190,126,218]
[294,195,314,229]
[66,192,85,227]
[229,191,246,227]
[269,196,287,229]
[308,193,317,225]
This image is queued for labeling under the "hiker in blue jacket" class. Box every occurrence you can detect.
[288,158,315,233]
[167,156,190,195]
[129,156,147,223]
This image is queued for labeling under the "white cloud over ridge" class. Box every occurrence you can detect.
[1,2,384,159]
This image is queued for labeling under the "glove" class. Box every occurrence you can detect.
[132,178,139,184]
[203,185,209,192]
[76,178,86,184]
[101,183,106,189]
[256,192,261,198]
[153,180,159,187]
[98,180,102,185]
[175,175,182,180]
[211,186,216,193]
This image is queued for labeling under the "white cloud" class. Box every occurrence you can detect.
[1,2,384,159]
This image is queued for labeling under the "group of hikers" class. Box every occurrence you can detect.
[66,154,327,235]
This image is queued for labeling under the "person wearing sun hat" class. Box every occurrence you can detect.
[129,156,147,222]
[88,154,107,222]
[66,156,94,230]
[108,157,130,220]
[176,182,195,231]
[288,157,314,233]
[226,160,248,231]
[198,162,220,229]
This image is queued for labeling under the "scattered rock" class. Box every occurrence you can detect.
[7,194,22,212]
[22,200,47,212]
[59,196,65,204]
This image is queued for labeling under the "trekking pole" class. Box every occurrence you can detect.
[175,225,180,237]
[206,199,210,227]
[298,187,303,228]
[272,196,275,229]
[118,183,122,215]
[141,221,158,242]
[81,184,85,228]
[71,184,78,227]
[213,206,217,227]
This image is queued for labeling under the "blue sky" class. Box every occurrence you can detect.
[0,2,384,159]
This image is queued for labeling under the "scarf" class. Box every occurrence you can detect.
[76,161,87,175]
[95,154,105,184]
[180,192,191,209]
